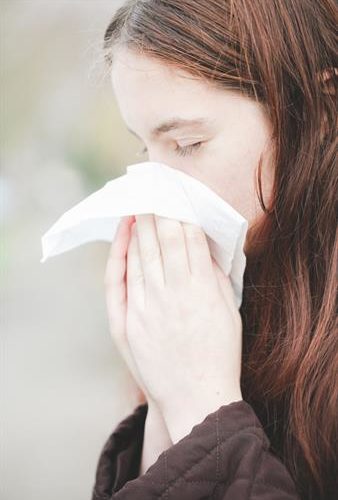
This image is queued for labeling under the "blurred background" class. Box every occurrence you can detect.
[1,1,147,498]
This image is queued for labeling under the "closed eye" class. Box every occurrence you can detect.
[136,142,203,158]
[175,142,203,157]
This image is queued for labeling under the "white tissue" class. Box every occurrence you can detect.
[40,161,248,308]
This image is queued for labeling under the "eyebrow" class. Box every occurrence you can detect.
[126,117,211,140]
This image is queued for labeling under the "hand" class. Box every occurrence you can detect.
[126,214,243,442]
[104,215,146,404]
[104,216,173,460]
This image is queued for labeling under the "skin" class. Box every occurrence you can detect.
[105,46,276,474]
[110,47,275,227]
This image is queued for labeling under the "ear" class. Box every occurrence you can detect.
[317,67,337,96]
[316,67,337,141]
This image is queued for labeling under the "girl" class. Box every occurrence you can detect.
[92,1,337,499]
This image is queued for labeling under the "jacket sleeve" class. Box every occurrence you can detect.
[91,400,300,500]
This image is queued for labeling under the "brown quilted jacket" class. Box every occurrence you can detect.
[91,400,301,499]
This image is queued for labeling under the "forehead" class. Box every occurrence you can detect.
[111,47,246,131]
[110,47,231,123]
[111,46,209,95]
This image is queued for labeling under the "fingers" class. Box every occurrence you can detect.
[104,216,134,305]
[182,222,214,281]
[127,222,145,309]
[104,216,147,398]
[153,214,190,286]
[134,214,165,289]
[105,216,134,349]
[134,215,215,288]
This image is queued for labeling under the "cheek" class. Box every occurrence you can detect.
[178,134,272,224]
[206,133,273,222]
[188,157,258,223]
[196,145,260,222]
[219,167,258,222]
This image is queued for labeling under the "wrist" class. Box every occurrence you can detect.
[139,402,173,475]
[146,400,164,421]
[145,401,173,443]
[162,387,243,444]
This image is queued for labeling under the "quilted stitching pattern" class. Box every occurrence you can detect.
[91,401,300,500]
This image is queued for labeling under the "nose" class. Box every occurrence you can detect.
[146,149,178,170]
[145,146,192,176]
[146,149,164,164]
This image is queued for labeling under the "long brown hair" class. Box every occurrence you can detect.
[102,1,338,498]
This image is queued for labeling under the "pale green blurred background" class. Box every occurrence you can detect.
[2,1,147,499]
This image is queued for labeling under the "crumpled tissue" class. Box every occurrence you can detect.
[40,161,248,308]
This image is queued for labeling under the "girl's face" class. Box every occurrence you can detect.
[111,47,275,229]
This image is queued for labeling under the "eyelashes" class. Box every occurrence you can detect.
[175,142,203,157]
[136,142,203,158]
